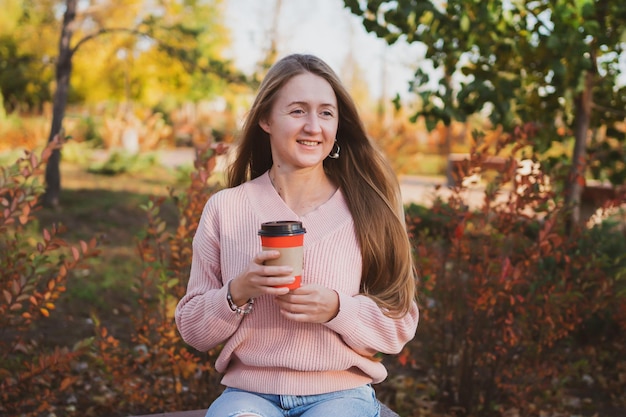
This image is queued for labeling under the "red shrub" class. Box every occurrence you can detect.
[0,139,99,416]
[88,143,228,415]
[402,127,625,416]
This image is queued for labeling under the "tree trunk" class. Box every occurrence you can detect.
[566,68,594,230]
[43,0,77,208]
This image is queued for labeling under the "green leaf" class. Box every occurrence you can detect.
[460,14,470,32]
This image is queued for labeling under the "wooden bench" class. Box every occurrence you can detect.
[133,401,400,417]
[447,153,514,186]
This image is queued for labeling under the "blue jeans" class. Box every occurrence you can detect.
[206,384,380,417]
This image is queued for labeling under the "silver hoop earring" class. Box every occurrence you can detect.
[328,140,340,159]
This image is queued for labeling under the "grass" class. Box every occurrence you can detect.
[29,158,185,346]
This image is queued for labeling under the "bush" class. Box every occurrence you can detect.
[0,139,99,417]
[400,131,626,416]
[85,143,228,415]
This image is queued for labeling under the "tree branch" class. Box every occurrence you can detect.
[592,102,626,118]
[71,27,149,55]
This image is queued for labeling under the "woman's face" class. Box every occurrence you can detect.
[259,72,339,173]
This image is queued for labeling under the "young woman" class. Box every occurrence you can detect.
[175,54,419,417]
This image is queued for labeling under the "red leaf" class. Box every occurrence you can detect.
[454,223,464,239]
[30,151,38,169]
[500,257,512,280]
[19,211,29,225]
[398,354,408,366]
[41,145,52,162]
[59,376,74,391]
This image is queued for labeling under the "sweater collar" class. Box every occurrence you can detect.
[245,171,353,242]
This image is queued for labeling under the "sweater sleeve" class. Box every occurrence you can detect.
[324,293,419,357]
[175,198,244,353]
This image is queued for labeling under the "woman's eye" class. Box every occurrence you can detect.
[321,110,334,118]
[291,109,305,115]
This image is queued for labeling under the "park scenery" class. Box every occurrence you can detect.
[1,1,625,416]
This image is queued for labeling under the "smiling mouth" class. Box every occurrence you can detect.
[297,140,320,146]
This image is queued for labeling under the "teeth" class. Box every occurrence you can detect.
[298,140,319,146]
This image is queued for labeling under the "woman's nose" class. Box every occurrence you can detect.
[304,114,322,133]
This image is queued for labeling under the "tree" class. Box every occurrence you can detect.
[0,0,57,112]
[344,0,626,226]
[39,0,247,208]
[42,0,76,208]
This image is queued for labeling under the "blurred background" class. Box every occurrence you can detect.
[1,1,625,417]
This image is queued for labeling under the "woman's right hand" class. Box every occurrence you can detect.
[227,250,294,306]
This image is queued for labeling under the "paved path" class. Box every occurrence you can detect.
[93,148,489,207]
[156,148,493,207]
[138,148,621,227]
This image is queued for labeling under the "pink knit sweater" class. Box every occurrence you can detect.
[175,172,419,395]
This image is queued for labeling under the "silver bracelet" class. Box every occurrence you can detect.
[227,280,254,315]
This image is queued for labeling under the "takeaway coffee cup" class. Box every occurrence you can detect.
[258,221,306,290]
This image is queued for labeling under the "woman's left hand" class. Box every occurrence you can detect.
[274,284,339,323]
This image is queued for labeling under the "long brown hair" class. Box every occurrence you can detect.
[227,54,416,317]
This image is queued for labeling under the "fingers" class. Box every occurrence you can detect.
[253,251,293,277]
[254,250,281,265]
[232,251,296,300]
[274,285,339,323]
[255,251,296,288]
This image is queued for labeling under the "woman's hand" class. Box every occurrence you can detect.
[274,284,340,323]
[228,250,295,305]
